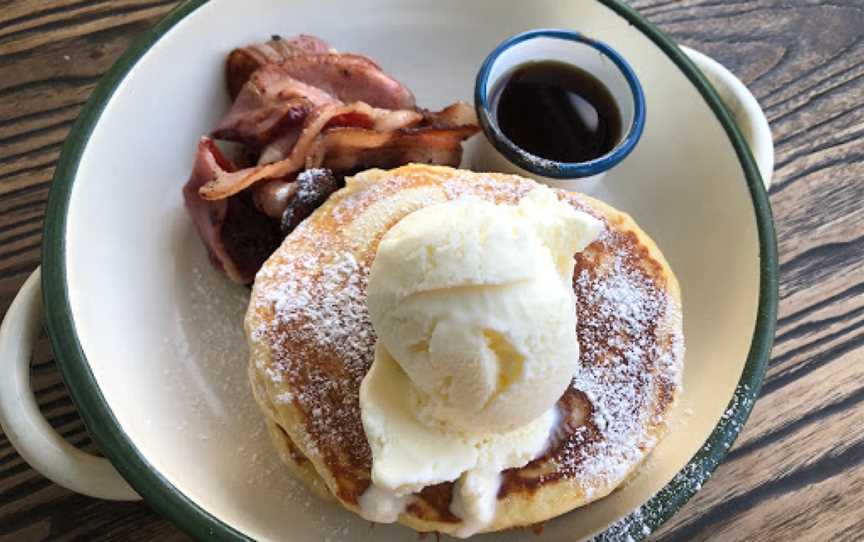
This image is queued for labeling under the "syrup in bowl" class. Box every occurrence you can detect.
[490,60,622,164]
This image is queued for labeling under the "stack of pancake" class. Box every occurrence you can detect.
[246,165,684,535]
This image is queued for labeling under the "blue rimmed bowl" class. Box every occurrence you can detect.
[474,29,646,188]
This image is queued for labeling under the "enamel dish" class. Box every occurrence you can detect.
[0,0,776,540]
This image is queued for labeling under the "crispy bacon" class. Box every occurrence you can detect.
[217,53,418,150]
[227,34,332,99]
[254,97,424,165]
[182,138,239,281]
[226,37,413,110]
[198,102,424,200]
[186,34,481,283]
[258,129,302,165]
[271,54,415,110]
[260,105,423,164]
[183,138,283,284]
[419,101,478,128]
[307,124,479,173]
[214,65,338,147]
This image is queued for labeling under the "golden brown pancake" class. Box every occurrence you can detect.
[246,165,684,535]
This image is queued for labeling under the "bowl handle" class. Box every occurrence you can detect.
[0,268,140,501]
[681,46,774,189]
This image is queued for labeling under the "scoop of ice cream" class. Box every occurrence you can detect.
[359,186,602,534]
[366,187,601,433]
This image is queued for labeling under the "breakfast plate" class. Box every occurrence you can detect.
[0,0,777,540]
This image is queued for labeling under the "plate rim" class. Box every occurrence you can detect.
[41,1,778,540]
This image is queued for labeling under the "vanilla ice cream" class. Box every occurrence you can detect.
[359,186,602,536]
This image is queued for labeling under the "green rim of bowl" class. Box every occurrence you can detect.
[41,1,778,540]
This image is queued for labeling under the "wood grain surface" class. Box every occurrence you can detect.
[0,0,862,540]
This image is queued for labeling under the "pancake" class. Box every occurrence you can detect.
[245,165,684,535]
[249,366,334,501]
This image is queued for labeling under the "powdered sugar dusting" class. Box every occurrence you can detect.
[536,221,684,495]
[263,250,369,350]
[442,171,536,203]
[498,196,683,499]
[253,237,376,466]
[248,169,683,514]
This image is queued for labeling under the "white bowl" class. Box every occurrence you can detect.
[0,1,777,540]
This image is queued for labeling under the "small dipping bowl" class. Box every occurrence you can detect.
[473,29,646,190]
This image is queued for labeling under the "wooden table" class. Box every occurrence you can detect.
[0,1,861,540]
